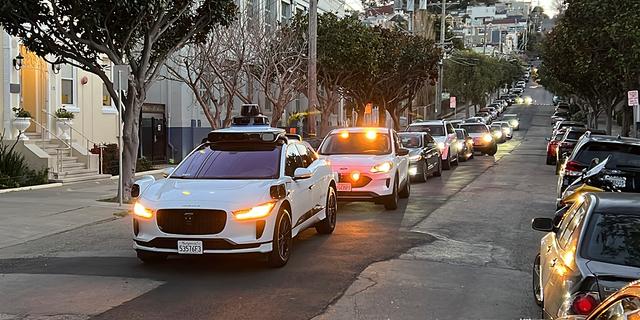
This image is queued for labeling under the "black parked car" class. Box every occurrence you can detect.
[555,128,606,175]
[556,134,640,204]
[398,132,442,182]
[455,128,474,162]
[533,193,640,319]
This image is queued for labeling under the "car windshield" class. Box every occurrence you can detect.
[399,134,422,148]
[407,125,445,136]
[582,213,640,268]
[171,144,281,179]
[319,132,391,155]
[460,125,488,133]
[575,142,640,168]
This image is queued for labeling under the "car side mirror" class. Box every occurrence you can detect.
[131,184,140,198]
[293,167,312,180]
[545,137,551,141]
[162,167,175,178]
[532,218,554,232]
[397,148,410,156]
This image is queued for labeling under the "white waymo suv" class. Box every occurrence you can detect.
[406,121,459,170]
[318,127,410,210]
[131,106,337,267]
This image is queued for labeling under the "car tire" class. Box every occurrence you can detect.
[268,208,292,268]
[452,151,459,166]
[399,176,410,199]
[136,250,168,263]
[442,149,451,170]
[433,158,442,177]
[470,148,475,159]
[416,161,428,182]
[460,148,468,162]
[316,186,337,234]
[384,178,399,210]
[533,252,543,306]
[488,145,497,156]
[546,156,555,165]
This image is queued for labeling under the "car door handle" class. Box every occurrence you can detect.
[309,184,314,190]
[550,258,557,267]
[547,245,552,253]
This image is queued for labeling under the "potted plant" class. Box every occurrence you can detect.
[11,107,32,140]
[55,107,74,140]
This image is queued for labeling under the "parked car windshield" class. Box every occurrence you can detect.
[399,134,422,148]
[575,143,640,168]
[406,125,445,136]
[582,213,640,268]
[319,132,391,155]
[171,144,281,179]
[460,125,488,133]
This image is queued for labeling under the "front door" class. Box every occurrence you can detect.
[140,112,166,163]
[19,45,48,133]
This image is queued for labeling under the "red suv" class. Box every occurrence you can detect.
[546,129,566,165]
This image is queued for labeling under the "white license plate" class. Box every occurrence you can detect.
[337,183,352,192]
[178,240,203,254]
[604,175,626,188]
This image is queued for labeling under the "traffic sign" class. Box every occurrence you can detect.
[450,97,456,109]
[629,90,639,106]
[442,92,450,99]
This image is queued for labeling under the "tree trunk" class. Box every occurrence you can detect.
[378,105,387,127]
[355,107,365,126]
[605,105,612,135]
[121,87,144,202]
[622,106,631,137]
[389,110,400,131]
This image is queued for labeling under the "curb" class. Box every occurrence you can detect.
[0,182,64,194]
[109,169,165,180]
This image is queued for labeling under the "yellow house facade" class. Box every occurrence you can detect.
[1,31,118,182]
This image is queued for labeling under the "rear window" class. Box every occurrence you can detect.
[582,213,640,267]
[319,132,391,155]
[460,125,488,133]
[566,131,585,140]
[575,142,640,167]
[407,125,445,136]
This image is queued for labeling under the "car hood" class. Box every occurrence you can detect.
[586,260,640,299]
[141,178,272,206]
[467,132,489,138]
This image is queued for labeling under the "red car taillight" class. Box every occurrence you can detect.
[564,160,583,176]
[573,294,598,315]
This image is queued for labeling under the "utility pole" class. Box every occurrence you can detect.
[307,0,318,136]
[434,0,445,119]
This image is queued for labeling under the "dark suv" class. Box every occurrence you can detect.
[557,134,640,204]
[555,127,606,174]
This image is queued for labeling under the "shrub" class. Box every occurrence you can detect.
[0,172,19,189]
[24,168,49,186]
[55,107,75,119]
[136,157,154,172]
[572,110,588,124]
[12,107,31,118]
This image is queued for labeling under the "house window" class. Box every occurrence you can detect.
[61,64,75,105]
[103,83,112,106]
[282,1,291,20]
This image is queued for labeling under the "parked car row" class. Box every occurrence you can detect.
[533,108,640,319]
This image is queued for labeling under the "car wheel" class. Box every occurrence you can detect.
[470,147,475,159]
[399,176,410,198]
[316,187,337,234]
[460,148,468,162]
[488,144,497,156]
[268,208,292,268]
[416,161,427,182]
[452,150,459,166]
[433,158,442,177]
[442,149,451,170]
[533,252,543,306]
[384,178,399,210]
[546,156,555,165]
[136,250,168,263]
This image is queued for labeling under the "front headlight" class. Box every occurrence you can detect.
[483,134,493,142]
[371,161,393,173]
[409,155,422,161]
[233,202,276,220]
[437,142,445,150]
[134,202,153,219]
[494,131,503,138]
[512,120,519,126]
[457,142,464,150]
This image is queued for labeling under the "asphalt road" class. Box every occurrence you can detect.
[0,84,557,319]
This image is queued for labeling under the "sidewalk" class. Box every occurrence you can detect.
[0,170,163,250]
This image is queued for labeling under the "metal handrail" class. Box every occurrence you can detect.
[41,109,104,174]
[29,119,72,176]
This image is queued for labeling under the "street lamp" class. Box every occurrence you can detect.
[52,61,61,74]
[13,53,24,71]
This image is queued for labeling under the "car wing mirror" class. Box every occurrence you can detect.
[532,218,554,232]
[545,137,551,141]
[162,167,175,178]
[397,148,410,156]
[293,167,313,180]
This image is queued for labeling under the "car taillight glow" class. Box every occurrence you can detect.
[564,160,583,176]
[573,294,598,315]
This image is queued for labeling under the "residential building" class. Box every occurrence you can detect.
[1,31,116,182]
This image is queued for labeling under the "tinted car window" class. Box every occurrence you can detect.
[285,145,304,176]
[455,130,465,139]
[558,204,587,249]
[582,213,640,267]
[400,134,423,148]
[407,125,445,136]
[295,144,315,168]
[172,144,281,179]
[461,125,489,133]
[575,142,640,167]
[566,131,585,140]
[319,132,391,155]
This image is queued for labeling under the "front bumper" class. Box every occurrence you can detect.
[336,172,394,201]
[134,238,273,254]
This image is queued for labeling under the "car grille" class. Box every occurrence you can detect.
[338,173,372,188]
[156,209,227,235]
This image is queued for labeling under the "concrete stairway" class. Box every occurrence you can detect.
[24,132,111,183]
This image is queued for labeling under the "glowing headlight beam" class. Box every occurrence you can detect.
[134,202,153,219]
[234,202,276,220]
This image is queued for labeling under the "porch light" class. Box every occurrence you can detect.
[52,61,61,74]
[13,53,24,71]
